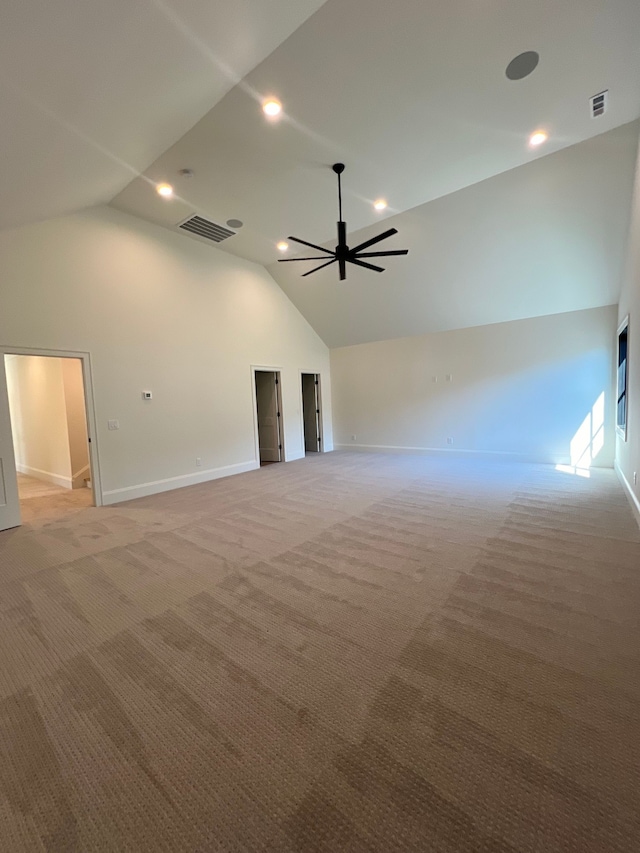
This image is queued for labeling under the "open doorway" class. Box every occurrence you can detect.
[301,372,322,454]
[253,370,283,465]
[4,354,94,522]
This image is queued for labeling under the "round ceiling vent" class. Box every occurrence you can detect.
[506,51,539,81]
[226,219,244,229]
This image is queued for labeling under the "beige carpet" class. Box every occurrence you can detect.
[17,473,70,500]
[0,451,639,852]
[16,473,93,524]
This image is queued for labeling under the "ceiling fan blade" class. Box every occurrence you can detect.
[278,256,336,262]
[355,249,409,258]
[350,228,398,254]
[339,258,346,281]
[349,258,385,273]
[288,236,334,255]
[302,258,337,277]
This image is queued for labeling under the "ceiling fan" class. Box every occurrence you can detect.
[278,163,408,281]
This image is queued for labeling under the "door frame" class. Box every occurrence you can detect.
[250,365,285,465]
[1,346,104,508]
[299,370,324,454]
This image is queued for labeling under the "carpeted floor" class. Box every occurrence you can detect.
[17,473,70,500]
[0,451,639,852]
[16,473,93,524]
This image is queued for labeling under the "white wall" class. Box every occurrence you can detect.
[0,205,332,504]
[5,355,73,487]
[331,306,617,467]
[616,133,640,519]
[61,358,91,488]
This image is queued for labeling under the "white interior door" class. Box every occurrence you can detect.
[255,371,281,462]
[0,359,21,531]
[302,373,320,452]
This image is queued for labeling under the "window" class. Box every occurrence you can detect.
[616,317,629,439]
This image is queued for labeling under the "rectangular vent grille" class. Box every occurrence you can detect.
[590,90,608,118]
[178,215,236,243]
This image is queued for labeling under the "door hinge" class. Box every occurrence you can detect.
[316,409,320,414]
[315,379,319,385]
[277,411,281,417]
[275,378,279,385]
[279,444,282,450]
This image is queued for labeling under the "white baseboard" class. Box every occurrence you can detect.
[614,462,640,527]
[334,443,545,462]
[102,460,259,505]
[71,463,91,489]
[16,463,72,489]
[334,443,618,468]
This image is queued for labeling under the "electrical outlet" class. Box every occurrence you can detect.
[196,457,202,467]
[351,434,357,441]
[445,374,453,382]
[446,437,454,445]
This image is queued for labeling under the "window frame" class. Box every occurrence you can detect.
[616,315,629,441]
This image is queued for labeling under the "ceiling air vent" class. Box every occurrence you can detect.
[178,215,236,243]
[590,90,608,118]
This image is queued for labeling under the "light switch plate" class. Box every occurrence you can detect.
[108,419,120,430]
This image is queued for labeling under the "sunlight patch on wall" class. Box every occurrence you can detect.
[556,392,605,477]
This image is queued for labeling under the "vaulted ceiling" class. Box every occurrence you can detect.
[3,0,640,346]
[270,122,640,346]
[109,0,640,266]
[0,0,326,231]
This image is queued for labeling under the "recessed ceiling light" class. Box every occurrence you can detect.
[277,241,289,252]
[227,219,244,229]
[529,130,548,147]
[373,199,387,211]
[156,183,174,197]
[263,99,282,118]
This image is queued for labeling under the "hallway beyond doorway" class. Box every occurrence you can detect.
[16,472,92,523]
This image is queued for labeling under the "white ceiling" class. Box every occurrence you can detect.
[0,0,326,231]
[5,0,640,348]
[269,122,640,347]
[111,0,640,268]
